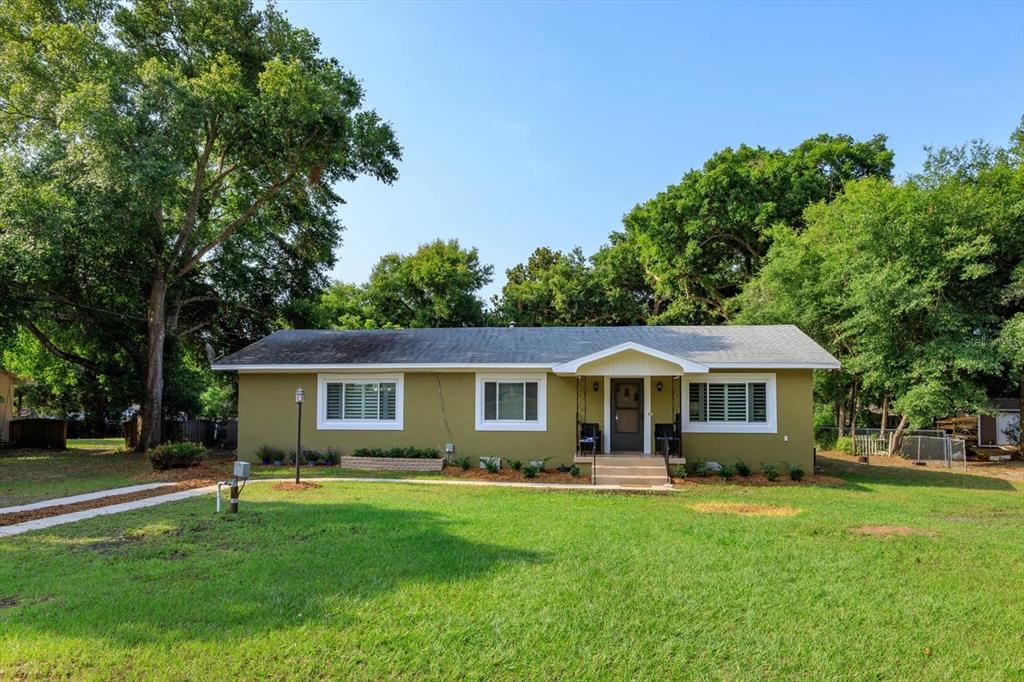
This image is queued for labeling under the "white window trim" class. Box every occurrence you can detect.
[475,373,547,432]
[681,373,777,434]
[317,373,404,431]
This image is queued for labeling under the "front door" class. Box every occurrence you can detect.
[611,379,643,452]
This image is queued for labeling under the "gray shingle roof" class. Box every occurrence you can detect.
[213,325,840,369]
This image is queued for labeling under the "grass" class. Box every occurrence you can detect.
[1,463,1022,679]
[0,439,149,507]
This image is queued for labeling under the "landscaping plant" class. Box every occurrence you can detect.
[453,456,471,471]
[834,436,853,454]
[718,464,734,480]
[509,459,523,471]
[522,465,539,478]
[787,463,805,482]
[322,448,341,466]
[734,459,752,477]
[147,442,206,471]
[484,458,500,474]
[761,462,780,481]
[672,464,687,479]
[569,464,581,478]
[693,459,709,477]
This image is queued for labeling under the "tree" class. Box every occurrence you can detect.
[736,123,1024,451]
[0,0,400,449]
[618,134,894,324]
[364,239,492,328]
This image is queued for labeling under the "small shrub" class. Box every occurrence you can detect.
[353,446,440,459]
[734,459,751,477]
[483,458,500,474]
[835,436,853,454]
[569,464,581,477]
[718,464,734,480]
[453,456,471,470]
[761,462,780,481]
[322,447,341,466]
[148,442,205,471]
[672,464,687,479]
[509,459,523,471]
[815,427,838,450]
[787,463,805,482]
[693,459,709,477]
[256,444,285,465]
[285,449,307,465]
[523,465,539,478]
[304,449,321,465]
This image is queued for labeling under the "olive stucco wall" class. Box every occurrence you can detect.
[237,368,815,469]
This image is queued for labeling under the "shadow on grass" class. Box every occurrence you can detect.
[3,501,547,646]
[818,455,1018,492]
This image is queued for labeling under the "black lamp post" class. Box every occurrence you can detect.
[295,387,304,484]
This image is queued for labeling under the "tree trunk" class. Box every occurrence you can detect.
[837,402,845,438]
[138,275,168,452]
[879,391,890,440]
[1018,376,1024,455]
[850,377,860,457]
[889,414,909,455]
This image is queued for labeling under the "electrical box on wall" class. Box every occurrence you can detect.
[445,443,455,454]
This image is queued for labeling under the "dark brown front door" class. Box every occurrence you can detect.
[611,379,643,452]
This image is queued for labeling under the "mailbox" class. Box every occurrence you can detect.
[233,461,251,479]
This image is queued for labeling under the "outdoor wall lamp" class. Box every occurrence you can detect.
[593,381,599,392]
[294,387,304,484]
[656,381,663,392]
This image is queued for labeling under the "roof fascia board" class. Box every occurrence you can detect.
[211,362,554,373]
[550,342,709,375]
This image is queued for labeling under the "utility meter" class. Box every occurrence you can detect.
[233,461,251,479]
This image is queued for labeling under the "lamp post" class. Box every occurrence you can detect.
[295,387,304,484]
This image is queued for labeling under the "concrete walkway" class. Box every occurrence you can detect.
[0,476,676,538]
[0,483,172,515]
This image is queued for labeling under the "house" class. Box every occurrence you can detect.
[0,371,18,442]
[212,325,840,472]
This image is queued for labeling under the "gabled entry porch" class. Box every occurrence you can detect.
[554,341,708,457]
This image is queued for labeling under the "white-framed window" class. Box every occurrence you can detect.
[682,373,776,433]
[317,373,404,430]
[475,373,547,432]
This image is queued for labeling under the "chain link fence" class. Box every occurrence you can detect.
[815,426,967,469]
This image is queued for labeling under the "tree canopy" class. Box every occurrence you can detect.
[0,0,400,446]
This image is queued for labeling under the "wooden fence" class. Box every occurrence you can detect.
[123,417,237,449]
[10,418,67,449]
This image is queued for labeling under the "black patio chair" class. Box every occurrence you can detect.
[654,423,679,456]
[578,422,601,455]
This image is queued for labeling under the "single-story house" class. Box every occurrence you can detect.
[212,325,840,471]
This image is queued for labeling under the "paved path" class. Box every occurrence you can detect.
[0,477,675,538]
[0,483,172,515]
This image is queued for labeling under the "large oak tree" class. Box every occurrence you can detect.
[0,0,400,448]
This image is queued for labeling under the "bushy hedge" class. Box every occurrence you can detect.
[148,442,206,470]
[834,436,853,454]
[352,446,442,459]
[256,444,287,464]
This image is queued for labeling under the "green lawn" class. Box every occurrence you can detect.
[1,464,1021,679]
[0,439,150,507]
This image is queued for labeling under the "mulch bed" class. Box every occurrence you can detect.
[671,472,844,487]
[443,467,585,484]
[0,479,214,527]
[271,481,322,491]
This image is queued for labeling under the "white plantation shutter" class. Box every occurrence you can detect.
[343,383,368,419]
[326,383,343,419]
[749,383,767,423]
[725,384,747,421]
[379,383,397,420]
[707,384,726,421]
[689,383,706,421]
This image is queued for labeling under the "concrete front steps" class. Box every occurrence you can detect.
[592,456,669,486]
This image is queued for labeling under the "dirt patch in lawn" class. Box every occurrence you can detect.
[672,473,844,487]
[271,481,323,492]
[849,525,938,538]
[443,467,584,484]
[0,480,211,527]
[690,502,801,517]
[0,596,19,608]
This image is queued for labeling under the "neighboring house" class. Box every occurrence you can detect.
[212,325,840,470]
[0,372,19,442]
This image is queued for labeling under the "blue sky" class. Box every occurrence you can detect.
[276,0,1024,298]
